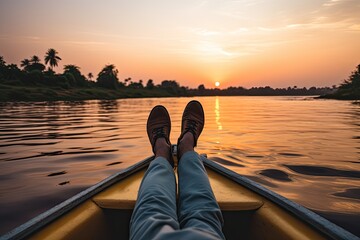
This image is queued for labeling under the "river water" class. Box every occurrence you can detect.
[0,96,359,236]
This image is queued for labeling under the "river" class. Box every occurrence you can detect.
[0,96,359,236]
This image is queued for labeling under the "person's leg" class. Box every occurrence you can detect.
[177,133,225,239]
[130,106,179,240]
[129,155,179,240]
[177,100,225,239]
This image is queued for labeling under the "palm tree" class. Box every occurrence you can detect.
[44,48,62,70]
[63,64,86,86]
[63,64,80,73]
[31,55,41,64]
[124,77,131,86]
[20,58,31,69]
[98,65,118,80]
[88,72,93,81]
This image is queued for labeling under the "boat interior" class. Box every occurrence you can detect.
[27,164,327,240]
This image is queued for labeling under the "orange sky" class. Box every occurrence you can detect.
[0,0,359,88]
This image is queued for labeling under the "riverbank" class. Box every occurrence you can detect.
[0,84,179,102]
[319,64,359,100]
[0,83,336,102]
[318,90,360,100]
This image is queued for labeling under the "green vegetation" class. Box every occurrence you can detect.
[0,49,340,102]
[320,64,360,100]
[44,48,62,70]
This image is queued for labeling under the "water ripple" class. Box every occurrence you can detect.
[48,171,67,177]
[284,165,360,179]
[208,157,245,167]
[333,188,360,200]
[259,169,292,182]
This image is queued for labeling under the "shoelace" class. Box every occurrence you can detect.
[152,127,166,141]
[185,119,198,136]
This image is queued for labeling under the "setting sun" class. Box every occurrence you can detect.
[215,81,220,87]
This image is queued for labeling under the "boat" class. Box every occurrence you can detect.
[1,149,358,240]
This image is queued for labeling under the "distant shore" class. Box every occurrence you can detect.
[0,84,176,102]
[0,83,337,102]
[317,91,360,100]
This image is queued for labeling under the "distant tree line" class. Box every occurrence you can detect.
[0,48,345,98]
[191,85,335,96]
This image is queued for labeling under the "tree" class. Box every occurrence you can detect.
[31,55,41,64]
[0,56,5,66]
[97,64,119,89]
[128,79,144,89]
[340,64,360,89]
[0,56,6,80]
[63,64,86,86]
[64,64,81,74]
[160,80,183,95]
[26,63,45,72]
[44,48,62,70]
[6,64,22,80]
[161,80,180,89]
[22,57,45,72]
[146,79,154,89]
[88,72,93,81]
[198,84,205,91]
[20,59,31,70]
[124,77,131,86]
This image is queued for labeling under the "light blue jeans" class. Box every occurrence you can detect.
[130,151,225,240]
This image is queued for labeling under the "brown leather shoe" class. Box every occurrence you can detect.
[146,105,172,164]
[177,100,205,159]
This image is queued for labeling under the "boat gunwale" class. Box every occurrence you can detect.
[202,156,359,240]
[0,156,154,240]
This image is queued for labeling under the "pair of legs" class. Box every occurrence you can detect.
[130,101,225,240]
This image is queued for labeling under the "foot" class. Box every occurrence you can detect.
[177,100,205,159]
[147,105,173,166]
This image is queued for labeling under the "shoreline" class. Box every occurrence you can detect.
[317,93,360,101]
[0,84,348,102]
[0,84,178,102]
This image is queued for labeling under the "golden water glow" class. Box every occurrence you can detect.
[215,97,222,131]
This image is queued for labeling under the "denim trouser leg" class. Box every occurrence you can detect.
[178,151,225,239]
[130,157,179,240]
[130,152,225,240]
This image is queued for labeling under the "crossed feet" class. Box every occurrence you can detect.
[147,100,205,166]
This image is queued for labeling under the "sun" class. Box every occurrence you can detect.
[215,81,220,87]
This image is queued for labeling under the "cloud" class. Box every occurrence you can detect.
[252,0,360,33]
[323,0,343,7]
[24,36,40,40]
[62,41,107,46]
[196,41,236,57]
[318,0,360,30]
[192,28,221,36]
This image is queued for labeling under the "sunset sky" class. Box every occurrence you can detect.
[0,0,359,88]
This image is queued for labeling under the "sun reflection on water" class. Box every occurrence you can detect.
[215,97,222,131]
